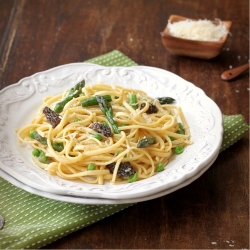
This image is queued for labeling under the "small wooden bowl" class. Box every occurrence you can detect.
[161,15,232,60]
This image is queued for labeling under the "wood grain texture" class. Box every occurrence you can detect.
[0,0,249,249]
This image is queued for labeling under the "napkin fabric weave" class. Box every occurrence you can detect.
[0,50,249,249]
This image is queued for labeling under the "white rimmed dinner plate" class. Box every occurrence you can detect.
[0,152,218,205]
[0,63,223,200]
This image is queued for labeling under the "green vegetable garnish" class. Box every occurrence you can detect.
[29,130,38,139]
[87,163,96,170]
[54,80,85,113]
[177,122,185,135]
[174,145,184,154]
[156,162,164,172]
[51,142,64,152]
[157,97,175,104]
[137,136,156,148]
[93,133,102,141]
[128,93,138,110]
[96,95,120,134]
[38,150,47,163]
[30,130,64,152]
[101,121,109,126]
[81,95,112,107]
[32,131,47,145]
[128,172,138,183]
[32,149,40,157]
[73,118,82,122]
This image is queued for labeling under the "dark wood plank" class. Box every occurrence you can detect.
[0,0,249,249]
[0,0,15,38]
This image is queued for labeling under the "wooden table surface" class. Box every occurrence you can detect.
[1,0,249,249]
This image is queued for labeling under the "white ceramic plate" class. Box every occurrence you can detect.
[0,63,223,200]
[0,153,218,204]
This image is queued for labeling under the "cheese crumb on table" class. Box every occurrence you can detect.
[168,19,228,41]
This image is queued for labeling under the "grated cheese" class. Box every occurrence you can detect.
[168,19,228,41]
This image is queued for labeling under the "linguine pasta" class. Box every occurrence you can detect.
[17,82,192,185]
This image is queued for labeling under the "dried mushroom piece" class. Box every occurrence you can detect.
[106,162,136,177]
[140,103,158,114]
[43,106,61,128]
[89,122,113,137]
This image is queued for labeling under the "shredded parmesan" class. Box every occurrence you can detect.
[168,19,228,41]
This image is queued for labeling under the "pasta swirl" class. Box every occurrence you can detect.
[17,83,192,184]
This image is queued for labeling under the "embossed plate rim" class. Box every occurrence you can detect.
[0,153,218,205]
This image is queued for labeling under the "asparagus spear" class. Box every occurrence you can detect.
[33,132,47,145]
[128,93,138,110]
[29,130,64,152]
[51,142,64,152]
[54,79,85,113]
[81,95,112,107]
[157,97,175,104]
[177,122,185,135]
[96,95,120,134]
[137,136,156,148]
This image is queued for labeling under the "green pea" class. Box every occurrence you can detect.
[93,133,102,141]
[87,163,96,170]
[128,172,138,183]
[101,121,108,126]
[156,162,164,172]
[32,149,40,157]
[38,151,47,163]
[174,145,184,154]
[29,130,38,139]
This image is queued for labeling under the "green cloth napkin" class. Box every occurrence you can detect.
[0,50,249,249]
